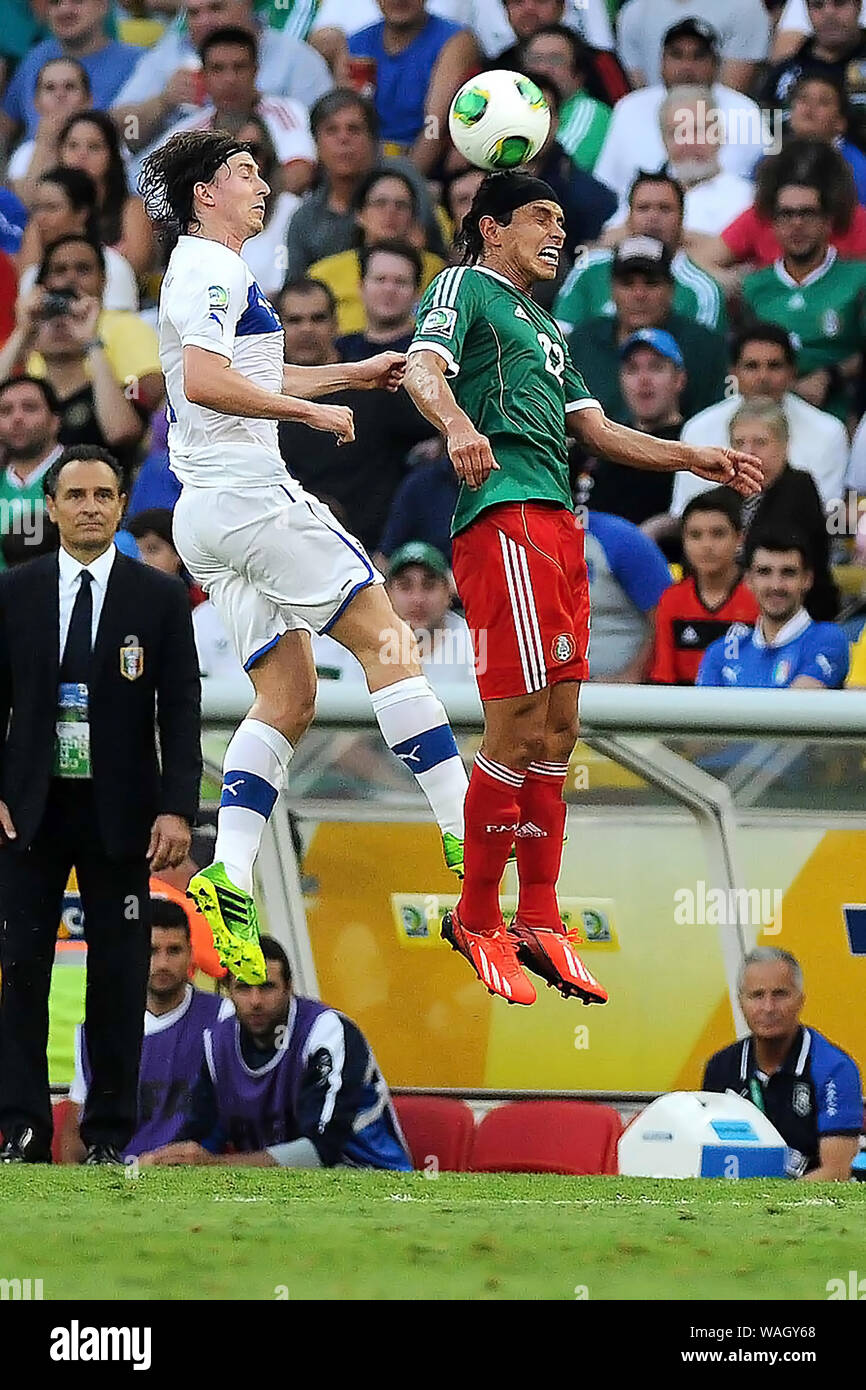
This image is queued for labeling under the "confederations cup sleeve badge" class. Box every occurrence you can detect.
[120,633,144,681]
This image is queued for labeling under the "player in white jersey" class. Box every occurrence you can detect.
[139,131,469,985]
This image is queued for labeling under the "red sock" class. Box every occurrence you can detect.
[458,753,524,932]
[515,762,568,928]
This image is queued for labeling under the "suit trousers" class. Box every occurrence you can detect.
[0,779,151,1152]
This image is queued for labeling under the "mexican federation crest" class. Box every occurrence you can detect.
[120,633,144,681]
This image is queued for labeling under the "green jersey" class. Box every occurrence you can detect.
[557,91,611,173]
[554,247,726,334]
[743,251,866,419]
[409,265,599,536]
[0,459,54,571]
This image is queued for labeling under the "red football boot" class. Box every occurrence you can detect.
[442,907,536,1005]
[508,920,609,1004]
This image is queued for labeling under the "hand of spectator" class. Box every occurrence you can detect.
[686,446,763,498]
[302,402,355,445]
[446,422,499,491]
[0,800,17,843]
[353,352,406,393]
[14,285,48,338]
[147,813,191,871]
[138,1141,215,1166]
[163,68,202,112]
[65,294,102,347]
[794,369,831,409]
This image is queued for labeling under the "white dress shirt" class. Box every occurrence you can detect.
[58,543,117,664]
[673,391,850,514]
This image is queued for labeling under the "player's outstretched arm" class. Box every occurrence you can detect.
[404,349,499,491]
[569,406,763,499]
[183,346,354,442]
[282,352,405,399]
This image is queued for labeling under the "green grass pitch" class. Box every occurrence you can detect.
[0,1169,863,1300]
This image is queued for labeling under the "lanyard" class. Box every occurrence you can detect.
[749,1076,767,1114]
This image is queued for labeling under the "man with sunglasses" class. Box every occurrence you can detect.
[742,175,866,418]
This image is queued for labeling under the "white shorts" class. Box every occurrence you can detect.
[172,480,384,671]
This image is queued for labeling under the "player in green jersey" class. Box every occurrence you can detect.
[404,171,762,1007]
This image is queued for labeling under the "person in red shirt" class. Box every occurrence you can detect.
[650,488,759,684]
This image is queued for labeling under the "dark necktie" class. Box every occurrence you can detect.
[60,570,94,684]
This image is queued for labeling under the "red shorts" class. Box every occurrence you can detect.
[451,501,590,701]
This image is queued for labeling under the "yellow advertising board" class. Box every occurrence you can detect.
[302,819,866,1093]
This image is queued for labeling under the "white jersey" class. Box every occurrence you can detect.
[158,234,288,488]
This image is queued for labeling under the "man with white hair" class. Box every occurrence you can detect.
[702,947,861,1180]
[604,85,754,238]
[595,19,766,201]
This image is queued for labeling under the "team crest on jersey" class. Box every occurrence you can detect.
[822,309,840,336]
[119,634,144,681]
[773,659,791,685]
[793,1083,811,1117]
[421,307,457,338]
[208,285,229,311]
[552,632,575,663]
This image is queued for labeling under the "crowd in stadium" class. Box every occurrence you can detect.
[1,0,866,695]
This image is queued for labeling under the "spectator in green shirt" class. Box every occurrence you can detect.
[518,24,610,174]
[0,375,62,570]
[742,175,866,422]
[555,169,726,334]
[567,236,728,424]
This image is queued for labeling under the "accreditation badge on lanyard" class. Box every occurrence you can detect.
[53,682,92,778]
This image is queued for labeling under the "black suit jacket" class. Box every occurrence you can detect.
[0,550,202,858]
[744,465,840,623]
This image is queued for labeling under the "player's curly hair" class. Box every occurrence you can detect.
[137,129,250,236]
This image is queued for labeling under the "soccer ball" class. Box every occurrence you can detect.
[449,70,551,172]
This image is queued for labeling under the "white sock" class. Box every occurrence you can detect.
[370,675,467,838]
[213,718,293,894]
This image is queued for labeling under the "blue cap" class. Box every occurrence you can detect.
[619,328,684,369]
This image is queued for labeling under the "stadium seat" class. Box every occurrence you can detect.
[392,1096,475,1172]
[51,1098,75,1164]
[469,1100,623,1175]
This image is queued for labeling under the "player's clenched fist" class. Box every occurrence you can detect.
[446,423,499,491]
[354,351,406,392]
[306,402,355,444]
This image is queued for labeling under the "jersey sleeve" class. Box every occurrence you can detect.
[648,587,677,684]
[69,1023,88,1106]
[814,1051,863,1136]
[563,343,601,413]
[167,248,250,363]
[696,636,725,687]
[799,626,850,688]
[295,1009,374,1167]
[407,266,480,377]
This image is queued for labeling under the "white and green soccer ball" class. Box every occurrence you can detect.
[448,69,551,172]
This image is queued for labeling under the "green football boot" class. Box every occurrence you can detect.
[187,862,266,985]
[442,833,517,880]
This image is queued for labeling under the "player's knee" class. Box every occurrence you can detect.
[544,712,579,760]
[262,689,316,742]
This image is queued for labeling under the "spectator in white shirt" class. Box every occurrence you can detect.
[616,0,771,92]
[606,84,754,238]
[131,27,316,195]
[673,322,850,515]
[112,0,332,156]
[771,0,866,61]
[8,57,92,206]
[594,19,768,201]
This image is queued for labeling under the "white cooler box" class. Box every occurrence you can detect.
[618,1090,789,1179]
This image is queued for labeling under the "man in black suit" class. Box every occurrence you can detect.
[0,445,201,1164]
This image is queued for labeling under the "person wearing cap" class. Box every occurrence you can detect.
[576,327,686,533]
[603,83,755,239]
[567,236,727,424]
[313,541,476,693]
[555,170,726,335]
[595,18,766,200]
[616,0,770,93]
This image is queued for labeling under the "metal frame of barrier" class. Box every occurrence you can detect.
[200,680,866,1039]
